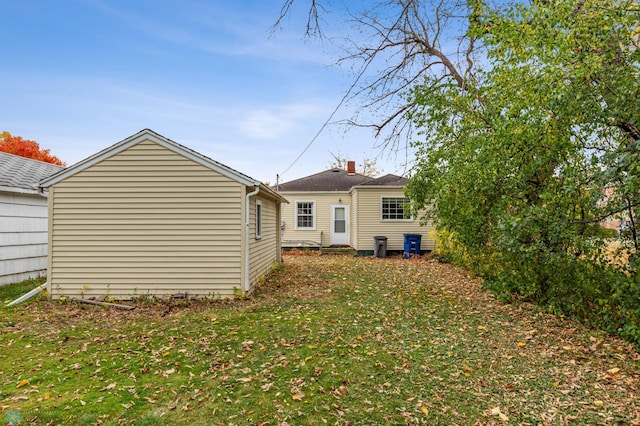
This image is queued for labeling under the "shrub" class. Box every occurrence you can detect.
[433,228,501,280]
[434,226,640,346]
[598,227,619,240]
[486,250,640,346]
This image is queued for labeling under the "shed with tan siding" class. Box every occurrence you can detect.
[39,129,286,299]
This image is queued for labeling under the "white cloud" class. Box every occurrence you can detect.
[242,109,293,140]
[80,0,332,65]
[237,101,327,140]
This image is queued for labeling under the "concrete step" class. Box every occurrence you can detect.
[320,246,356,255]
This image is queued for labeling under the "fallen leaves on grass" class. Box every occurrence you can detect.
[291,391,305,401]
[489,406,510,421]
[99,382,117,392]
[1,254,639,425]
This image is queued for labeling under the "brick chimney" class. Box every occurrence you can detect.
[347,161,356,175]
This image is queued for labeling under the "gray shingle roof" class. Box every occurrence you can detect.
[278,168,374,192]
[357,173,408,187]
[0,151,65,193]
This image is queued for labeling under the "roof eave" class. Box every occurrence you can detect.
[257,183,289,203]
[278,189,353,194]
[0,186,45,196]
[353,184,406,189]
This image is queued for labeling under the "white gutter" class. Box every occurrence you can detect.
[0,186,43,196]
[244,184,260,292]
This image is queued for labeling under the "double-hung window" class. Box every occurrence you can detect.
[295,201,315,229]
[381,197,412,221]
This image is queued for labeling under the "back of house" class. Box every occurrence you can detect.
[278,164,435,255]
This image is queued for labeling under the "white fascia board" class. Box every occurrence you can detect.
[278,190,351,196]
[349,185,405,195]
[0,186,43,196]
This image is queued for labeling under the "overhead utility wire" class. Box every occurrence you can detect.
[278,3,410,179]
[278,94,345,178]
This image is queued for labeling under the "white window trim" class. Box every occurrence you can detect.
[294,200,316,230]
[380,195,413,222]
[255,200,263,239]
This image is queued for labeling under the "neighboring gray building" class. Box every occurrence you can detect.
[0,152,64,285]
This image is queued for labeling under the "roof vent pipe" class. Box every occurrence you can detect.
[347,161,356,175]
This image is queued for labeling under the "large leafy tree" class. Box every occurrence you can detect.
[406,0,640,309]
[0,132,65,166]
[280,0,640,339]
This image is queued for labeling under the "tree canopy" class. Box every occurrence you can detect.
[408,0,639,253]
[280,0,640,342]
[0,132,65,166]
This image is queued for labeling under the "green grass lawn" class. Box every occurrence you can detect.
[1,254,638,425]
[0,277,46,305]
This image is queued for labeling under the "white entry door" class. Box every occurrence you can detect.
[330,205,349,246]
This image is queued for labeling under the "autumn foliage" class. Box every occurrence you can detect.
[0,131,65,166]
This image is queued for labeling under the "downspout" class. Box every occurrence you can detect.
[244,184,260,292]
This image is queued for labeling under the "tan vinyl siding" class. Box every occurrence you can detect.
[280,192,350,247]
[350,190,359,250]
[248,195,279,290]
[48,140,244,299]
[352,187,436,252]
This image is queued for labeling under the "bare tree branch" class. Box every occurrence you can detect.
[570,199,640,226]
[271,0,322,37]
[274,0,485,155]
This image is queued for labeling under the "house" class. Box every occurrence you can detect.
[278,162,435,255]
[39,129,287,299]
[0,152,64,286]
[599,186,625,233]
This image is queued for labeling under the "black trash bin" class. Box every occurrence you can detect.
[403,233,422,259]
[373,236,388,258]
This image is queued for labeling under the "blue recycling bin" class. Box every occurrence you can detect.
[403,233,422,259]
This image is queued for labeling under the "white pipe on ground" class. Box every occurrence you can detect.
[7,283,47,306]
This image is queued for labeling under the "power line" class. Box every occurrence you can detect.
[278,99,343,178]
[278,4,408,179]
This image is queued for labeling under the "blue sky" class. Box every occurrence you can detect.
[0,0,414,183]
